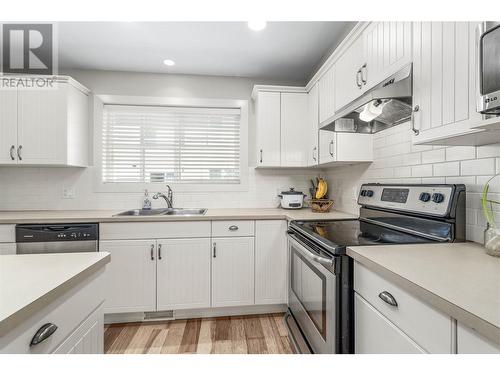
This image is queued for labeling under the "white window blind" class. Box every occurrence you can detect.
[102,105,241,184]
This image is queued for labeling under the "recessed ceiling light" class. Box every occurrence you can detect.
[248,21,267,31]
[163,59,175,66]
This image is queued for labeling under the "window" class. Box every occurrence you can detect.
[101,105,241,185]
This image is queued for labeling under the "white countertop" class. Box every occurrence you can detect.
[0,252,110,336]
[347,242,500,345]
[0,208,357,224]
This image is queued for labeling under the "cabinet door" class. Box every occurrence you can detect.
[355,293,425,354]
[319,129,336,164]
[255,220,287,305]
[211,237,255,307]
[156,238,211,310]
[318,65,335,124]
[308,83,319,166]
[363,22,412,91]
[280,92,308,167]
[457,322,500,354]
[256,91,280,167]
[99,240,156,313]
[0,243,16,255]
[53,304,104,354]
[334,36,365,111]
[17,84,66,164]
[0,90,18,164]
[413,22,482,140]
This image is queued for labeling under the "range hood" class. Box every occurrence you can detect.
[321,64,413,134]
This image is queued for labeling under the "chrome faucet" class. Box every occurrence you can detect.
[153,185,173,208]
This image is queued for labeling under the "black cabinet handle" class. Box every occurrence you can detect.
[17,145,22,161]
[30,323,58,346]
[378,291,398,307]
[158,244,162,260]
[213,242,217,258]
[10,145,15,160]
[228,225,239,231]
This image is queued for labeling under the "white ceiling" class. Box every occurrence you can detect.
[57,22,356,83]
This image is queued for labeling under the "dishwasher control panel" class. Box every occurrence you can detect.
[16,224,99,242]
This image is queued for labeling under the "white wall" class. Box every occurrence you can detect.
[325,121,500,244]
[0,69,318,210]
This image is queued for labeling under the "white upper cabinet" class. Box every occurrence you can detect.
[307,83,319,166]
[318,65,335,125]
[255,91,281,167]
[319,130,373,165]
[0,77,90,166]
[280,92,309,167]
[362,22,412,91]
[334,36,365,111]
[0,90,17,165]
[411,22,500,146]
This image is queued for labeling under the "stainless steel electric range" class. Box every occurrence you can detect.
[284,183,466,354]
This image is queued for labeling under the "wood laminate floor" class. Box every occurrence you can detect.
[104,313,294,354]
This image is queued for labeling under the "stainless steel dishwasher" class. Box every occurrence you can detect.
[16,223,99,254]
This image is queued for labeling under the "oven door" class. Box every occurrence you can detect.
[287,232,337,354]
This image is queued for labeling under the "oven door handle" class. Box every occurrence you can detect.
[287,231,334,268]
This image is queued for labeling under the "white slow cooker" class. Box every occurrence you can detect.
[278,188,306,209]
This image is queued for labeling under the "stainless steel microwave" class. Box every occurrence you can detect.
[477,22,500,114]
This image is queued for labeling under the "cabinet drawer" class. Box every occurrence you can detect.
[354,261,453,353]
[211,220,254,237]
[0,225,15,243]
[100,221,211,240]
[0,268,105,354]
[355,293,425,354]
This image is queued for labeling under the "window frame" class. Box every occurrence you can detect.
[93,95,249,193]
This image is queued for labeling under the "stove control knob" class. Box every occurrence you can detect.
[432,193,445,203]
[366,190,374,197]
[419,192,431,202]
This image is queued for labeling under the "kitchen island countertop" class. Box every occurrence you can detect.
[347,242,500,346]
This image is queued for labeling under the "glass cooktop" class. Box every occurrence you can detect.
[293,219,441,249]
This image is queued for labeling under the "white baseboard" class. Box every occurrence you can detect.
[104,304,287,324]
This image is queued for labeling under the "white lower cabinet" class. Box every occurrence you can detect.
[211,237,255,307]
[457,322,500,354]
[54,304,104,354]
[99,240,157,314]
[355,293,425,354]
[255,220,287,304]
[100,220,287,316]
[156,238,211,310]
[354,261,453,354]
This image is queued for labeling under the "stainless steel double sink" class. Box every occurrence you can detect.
[114,208,207,217]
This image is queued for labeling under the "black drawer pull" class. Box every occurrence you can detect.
[228,225,239,231]
[378,291,398,307]
[30,323,58,346]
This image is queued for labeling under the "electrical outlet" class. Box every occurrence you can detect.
[62,187,76,199]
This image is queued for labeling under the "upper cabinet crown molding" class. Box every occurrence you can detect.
[251,85,306,100]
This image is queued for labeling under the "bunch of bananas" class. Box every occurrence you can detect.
[315,178,328,199]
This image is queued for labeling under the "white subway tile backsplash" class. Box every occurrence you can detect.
[325,122,500,245]
[477,144,500,158]
[421,149,445,164]
[411,164,433,177]
[445,146,476,161]
[461,158,495,176]
[433,162,460,177]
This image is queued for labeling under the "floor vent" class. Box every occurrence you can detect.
[144,310,175,321]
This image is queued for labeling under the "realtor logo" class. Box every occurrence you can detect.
[1,23,55,75]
